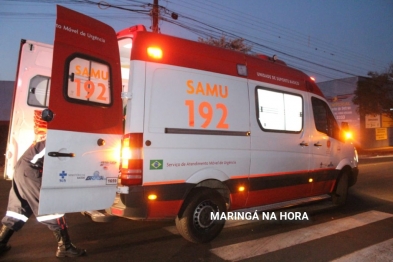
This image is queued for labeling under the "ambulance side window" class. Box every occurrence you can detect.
[65,55,112,107]
[256,87,303,132]
[311,97,340,139]
[27,75,51,108]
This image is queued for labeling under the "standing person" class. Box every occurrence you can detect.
[0,140,86,258]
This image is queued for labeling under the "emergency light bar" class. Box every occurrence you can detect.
[147,47,162,59]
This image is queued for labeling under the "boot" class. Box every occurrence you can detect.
[0,225,14,255]
[53,228,86,257]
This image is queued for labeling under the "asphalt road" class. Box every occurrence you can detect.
[0,157,392,262]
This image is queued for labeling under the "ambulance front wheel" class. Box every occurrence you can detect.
[175,187,226,243]
[332,171,349,206]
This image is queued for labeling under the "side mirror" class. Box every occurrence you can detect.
[41,108,54,122]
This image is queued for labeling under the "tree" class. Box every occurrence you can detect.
[353,63,393,119]
[198,35,252,53]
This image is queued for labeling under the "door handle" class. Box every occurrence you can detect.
[48,152,75,157]
[299,141,309,146]
[314,142,322,147]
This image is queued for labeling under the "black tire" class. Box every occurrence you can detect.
[175,187,226,243]
[332,171,349,206]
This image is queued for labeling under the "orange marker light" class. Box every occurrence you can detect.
[238,186,245,192]
[148,194,157,200]
[345,131,353,140]
[147,47,162,59]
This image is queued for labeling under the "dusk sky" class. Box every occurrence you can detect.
[1,0,392,83]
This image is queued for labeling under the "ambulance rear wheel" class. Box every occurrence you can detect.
[175,187,226,243]
[332,171,349,206]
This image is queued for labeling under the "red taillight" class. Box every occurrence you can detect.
[120,133,143,186]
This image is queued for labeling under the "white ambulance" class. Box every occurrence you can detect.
[5,6,358,243]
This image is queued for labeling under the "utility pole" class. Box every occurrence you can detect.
[151,0,159,33]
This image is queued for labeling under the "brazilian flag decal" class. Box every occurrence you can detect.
[150,160,163,170]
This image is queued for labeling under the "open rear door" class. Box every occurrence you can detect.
[5,40,52,180]
[38,6,123,215]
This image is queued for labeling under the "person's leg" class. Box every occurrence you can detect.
[0,179,33,255]
[19,177,86,257]
[49,217,86,258]
[0,225,14,255]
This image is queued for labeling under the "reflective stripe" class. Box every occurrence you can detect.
[30,148,46,164]
[6,211,28,222]
[37,214,64,222]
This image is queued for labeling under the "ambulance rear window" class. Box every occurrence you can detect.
[65,55,112,107]
[256,87,303,132]
[27,75,51,108]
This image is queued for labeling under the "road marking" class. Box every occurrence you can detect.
[210,210,393,261]
[331,238,393,262]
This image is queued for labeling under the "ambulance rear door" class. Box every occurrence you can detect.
[38,6,123,215]
[5,40,52,180]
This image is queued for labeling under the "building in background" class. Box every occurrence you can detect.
[0,81,14,126]
[0,81,14,167]
[318,77,393,149]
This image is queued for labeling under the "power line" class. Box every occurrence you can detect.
[160,0,389,80]
[2,0,390,82]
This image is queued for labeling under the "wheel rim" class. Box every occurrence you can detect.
[193,200,217,229]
